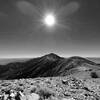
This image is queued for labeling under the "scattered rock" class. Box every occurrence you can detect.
[62,80,68,85]
[68,78,84,89]
[0,77,100,100]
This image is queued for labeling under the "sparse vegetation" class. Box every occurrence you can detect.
[36,87,55,99]
[91,72,98,78]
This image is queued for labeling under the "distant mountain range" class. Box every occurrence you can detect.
[0,53,100,79]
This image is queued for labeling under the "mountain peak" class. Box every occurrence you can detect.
[43,53,61,61]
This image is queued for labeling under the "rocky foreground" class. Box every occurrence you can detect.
[0,76,100,100]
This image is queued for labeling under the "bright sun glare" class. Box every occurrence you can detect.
[44,14,56,27]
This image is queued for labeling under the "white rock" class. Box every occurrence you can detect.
[24,93,40,100]
[62,98,75,100]
[31,93,40,100]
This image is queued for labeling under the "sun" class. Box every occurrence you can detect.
[43,13,56,27]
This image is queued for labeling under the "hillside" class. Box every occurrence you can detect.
[0,53,100,79]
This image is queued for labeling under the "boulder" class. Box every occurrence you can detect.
[31,93,40,100]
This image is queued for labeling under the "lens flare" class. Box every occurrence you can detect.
[44,14,56,27]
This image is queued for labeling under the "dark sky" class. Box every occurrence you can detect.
[0,0,100,58]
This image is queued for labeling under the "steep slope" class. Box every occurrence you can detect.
[0,53,99,79]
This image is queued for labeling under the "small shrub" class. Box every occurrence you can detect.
[36,88,55,99]
[19,83,23,86]
[15,87,23,92]
[30,87,37,93]
[91,72,98,78]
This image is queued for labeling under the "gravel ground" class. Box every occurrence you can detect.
[0,76,100,100]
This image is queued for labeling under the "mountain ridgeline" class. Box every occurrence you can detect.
[0,53,100,79]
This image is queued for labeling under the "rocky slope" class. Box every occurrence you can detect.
[0,53,100,79]
[0,76,100,100]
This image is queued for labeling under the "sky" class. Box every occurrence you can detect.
[0,0,100,58]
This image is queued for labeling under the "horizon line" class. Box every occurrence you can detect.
[0,55,99,59]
